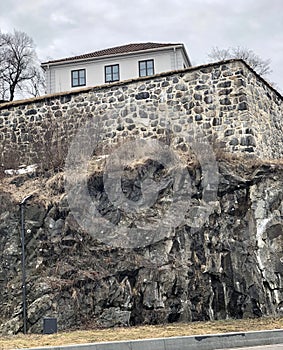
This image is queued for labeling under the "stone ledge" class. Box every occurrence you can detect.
[0,58,281,111]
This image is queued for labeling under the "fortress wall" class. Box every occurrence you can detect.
[0,59,282,169]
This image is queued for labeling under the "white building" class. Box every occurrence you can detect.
[41,42,191,94]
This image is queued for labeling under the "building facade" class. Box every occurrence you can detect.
[41,42,191,94]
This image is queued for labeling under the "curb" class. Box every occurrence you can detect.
[19,329,283,350]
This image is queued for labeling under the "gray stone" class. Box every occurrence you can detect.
[135,92,149,100]
[217,81,231,88]
[25,109,37,115]
[176,83,187,91]
[220,97,231,105]
[224,129,234,137]
[204,96,213,104]
[240,135,256,147]
[238,102,248,110]
[139,110,148,118]
[99,308,131,327]
[229,138,239,146]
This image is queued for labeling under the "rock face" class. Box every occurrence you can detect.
[0,155,282,334]
[0,59,282,334]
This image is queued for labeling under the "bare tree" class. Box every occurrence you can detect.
[0,29,45,101]
[208,46,272,77]
[18,63,46,98]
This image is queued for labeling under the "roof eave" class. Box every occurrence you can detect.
[41,44,187,68]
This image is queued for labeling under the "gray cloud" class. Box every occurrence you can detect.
[0,0,282,91]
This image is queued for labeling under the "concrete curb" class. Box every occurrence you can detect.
[19,329,283,350]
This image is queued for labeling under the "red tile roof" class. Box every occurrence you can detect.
[42,42,184,65]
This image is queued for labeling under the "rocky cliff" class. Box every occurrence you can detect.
[0,151,282,334]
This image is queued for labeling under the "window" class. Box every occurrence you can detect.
[105,64,120,83]
[71,69,86,87]
[139,59,154,77]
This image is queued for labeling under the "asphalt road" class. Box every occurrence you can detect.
[221,345,283,350]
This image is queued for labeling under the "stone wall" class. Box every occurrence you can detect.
[0,59,283,334]
[0,59,282,169]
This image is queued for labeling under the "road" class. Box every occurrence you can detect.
[221,345,283,350]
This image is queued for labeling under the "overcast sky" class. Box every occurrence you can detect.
[0,0,282,92]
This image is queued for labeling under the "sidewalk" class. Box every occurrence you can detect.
[20,329,283,350]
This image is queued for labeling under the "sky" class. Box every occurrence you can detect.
[0,0,282,92]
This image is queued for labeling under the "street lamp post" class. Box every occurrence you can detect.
[20,194,33,334]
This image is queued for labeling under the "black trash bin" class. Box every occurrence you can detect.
[43,317,57,334]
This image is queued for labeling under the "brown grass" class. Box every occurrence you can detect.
[0,317,282,349]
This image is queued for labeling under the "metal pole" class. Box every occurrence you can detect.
[20,202,27,334]
[20,194,33,335]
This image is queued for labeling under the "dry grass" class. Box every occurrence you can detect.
[0,317,282,349]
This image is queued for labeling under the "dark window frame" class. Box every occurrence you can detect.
[71,69,86,87]
[139,59,154,77]
[105,64,120,83]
